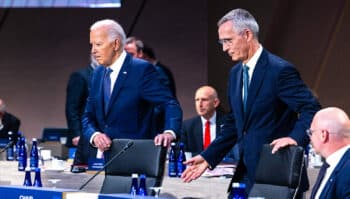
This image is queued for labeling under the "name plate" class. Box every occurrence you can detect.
[0,185,77,199]
[88,158,105,171]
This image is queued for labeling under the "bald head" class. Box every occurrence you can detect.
[195,86,220,120]
[310,107,350,157]
[312,107,350,138]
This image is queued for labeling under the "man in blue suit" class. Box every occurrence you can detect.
[181,8,320,197]
[309,107,350,199]
[82,19,182,155]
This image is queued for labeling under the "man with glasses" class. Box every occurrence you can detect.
[181,8,320,198]
[308,107,350,199]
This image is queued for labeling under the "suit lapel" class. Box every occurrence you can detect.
[233,65,245,121]
[105,54,131,116]
[320,148,350,198]
[194,117,204,150]
[96,67,106,117]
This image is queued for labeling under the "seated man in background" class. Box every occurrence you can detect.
[181,86,237,163]
[309,107,350,199]
[0,98,20,143]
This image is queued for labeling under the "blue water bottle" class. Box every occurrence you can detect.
[230,183,246,199]
[15,132,23,161]
[138,174,147,196]
[30,138,39,171]
[177,142,186,177]
[23,167,32,186]
[130,173,139,196]
[33,168,42,187]
[6,131,14,161]
[168,142,177,177]
[18,136,27,171]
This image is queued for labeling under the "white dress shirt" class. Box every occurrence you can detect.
[315,144,350,198]
[200,112,217,143]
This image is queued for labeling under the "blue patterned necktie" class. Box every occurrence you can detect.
[242,65,249,112]
[310,161,329,199]
[103,68,113,113]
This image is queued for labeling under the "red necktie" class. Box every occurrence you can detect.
[204,120,211,149]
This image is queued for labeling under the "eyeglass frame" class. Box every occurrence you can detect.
[218,38,233,46]
[306,128,336,137]
[306,129,319,137]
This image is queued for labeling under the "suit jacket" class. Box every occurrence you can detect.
[318,148,350,199]
[82,54,182,143]
[66,65,93,139]
[181,111,226,156]
[201,49,320,193]
[65,65,97,164]
[155,61,176,97]
[0,112,20,142]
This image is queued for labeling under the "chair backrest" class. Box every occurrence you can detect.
[249,144,304,199]
[100,139,167,195]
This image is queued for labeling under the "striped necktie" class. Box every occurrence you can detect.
[103,68,113,113]
[242,65,249,112]
[310,161,329,199]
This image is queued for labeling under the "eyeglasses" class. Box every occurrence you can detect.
[306,128,338,137]
[218,38,233,46]
[306,129,320,137]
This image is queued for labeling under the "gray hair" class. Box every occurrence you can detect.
[90,19,126,48]
[126,36,144,52]
[217,8,259,39]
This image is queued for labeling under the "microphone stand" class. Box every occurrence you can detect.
[0,141,14,153]
[79,141,134,190]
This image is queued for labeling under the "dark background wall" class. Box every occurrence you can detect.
[0,0,349,139]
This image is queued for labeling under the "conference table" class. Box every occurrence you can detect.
[0,160,318,198]
[0,160,231,198]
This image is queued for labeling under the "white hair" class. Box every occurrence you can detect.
[90,19,126,48]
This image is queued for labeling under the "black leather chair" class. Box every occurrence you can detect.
[100,139,167,195]
[249,144,305,199]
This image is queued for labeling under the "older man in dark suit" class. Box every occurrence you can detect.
[0,99,20,143]
[181,8,320,197]
[82,19,182,156]
[309,107,350,199]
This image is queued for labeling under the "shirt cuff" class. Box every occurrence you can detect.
[164,130,176,140]
[90,132,101,147]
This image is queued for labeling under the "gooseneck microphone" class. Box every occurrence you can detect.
[0,141,14,153]
[79,140,134,190]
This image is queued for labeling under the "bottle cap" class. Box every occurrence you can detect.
[140,174,146,178]
[131,173,138,178]
[232,182,246,188]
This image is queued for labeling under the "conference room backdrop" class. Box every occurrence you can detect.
[0,0,348,139]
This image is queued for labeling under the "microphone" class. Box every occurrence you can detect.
[0,141,14,153]
[79,140,134,190]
